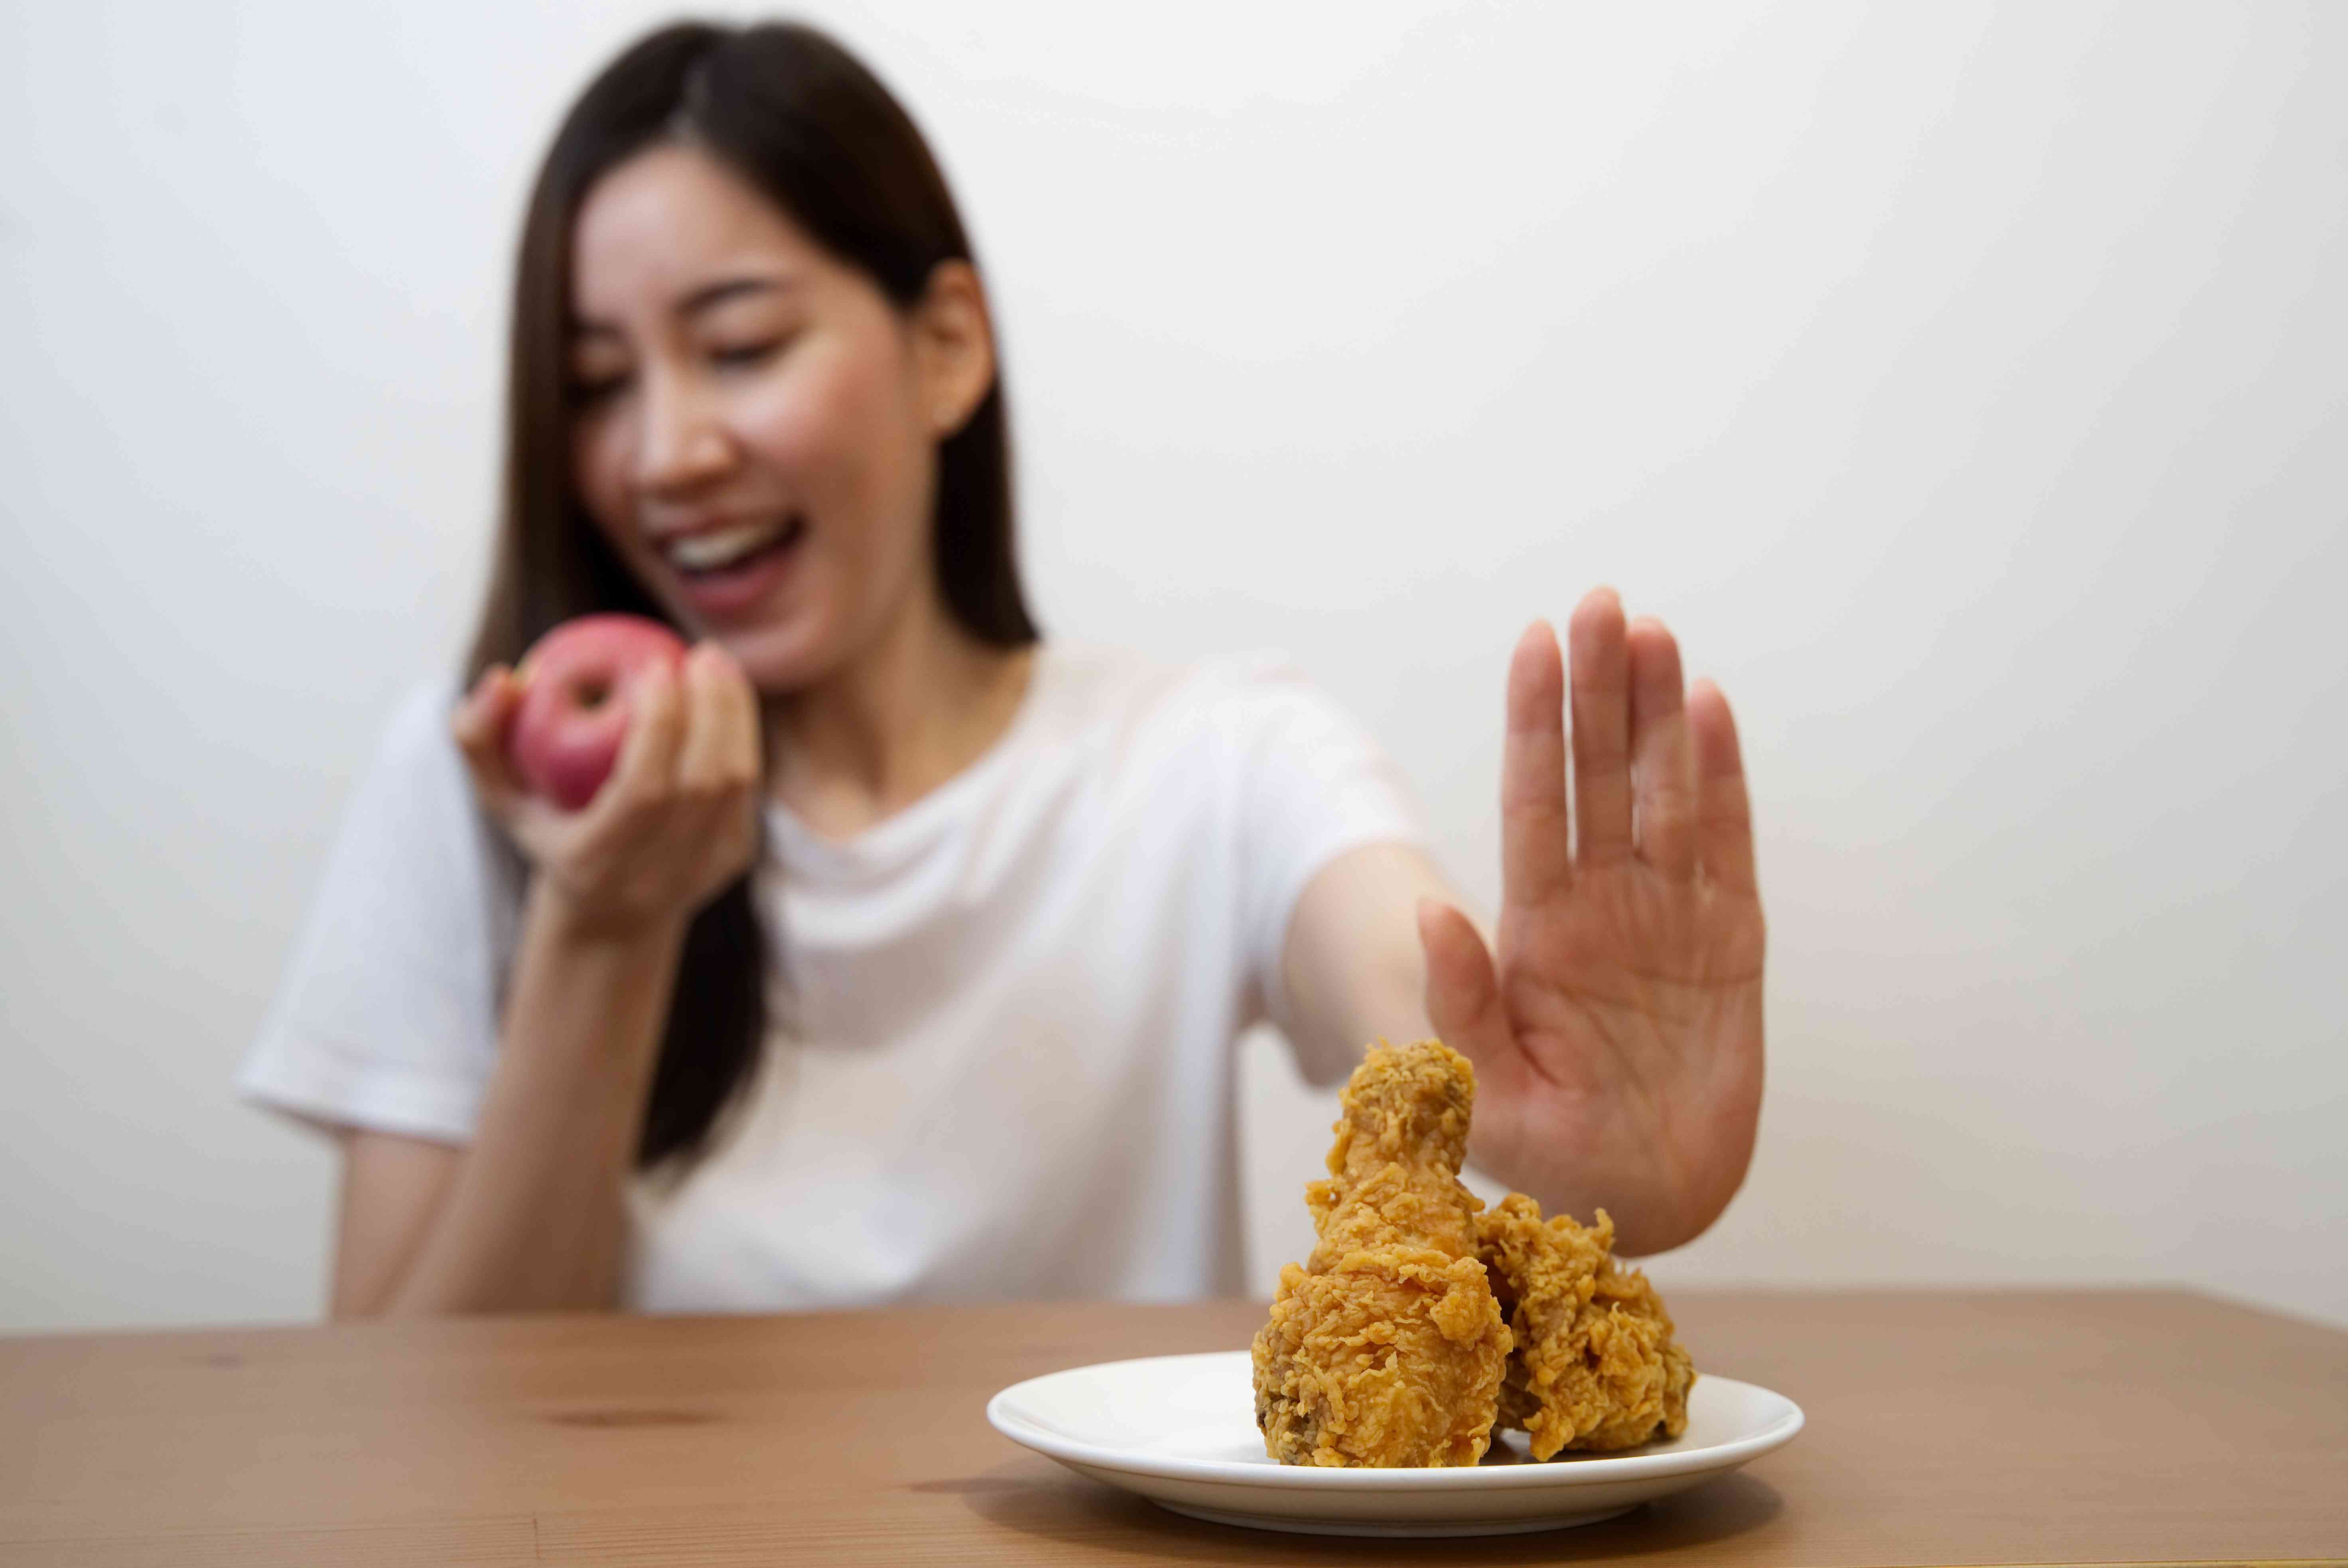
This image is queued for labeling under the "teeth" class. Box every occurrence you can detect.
[665,519,788,572]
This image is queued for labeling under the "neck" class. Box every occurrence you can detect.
[764,591,1035,840]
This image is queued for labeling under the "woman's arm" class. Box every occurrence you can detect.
[1279,589,1765,1256]
[1276,842,1459,1087]
[331,889,684,1316]
[330,644,759,1316]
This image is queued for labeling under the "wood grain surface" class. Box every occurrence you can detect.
[2,1290,2343,1566]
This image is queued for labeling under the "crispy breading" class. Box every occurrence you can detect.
[1251,1040,1511,1467]
[1475,1196,1695,1458]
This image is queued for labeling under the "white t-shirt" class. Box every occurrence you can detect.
[240,642,1424,1308]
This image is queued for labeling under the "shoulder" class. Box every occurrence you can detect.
[319,677,497,890]
[1022,644,1407,848]
[353,679,474,815]
[238,676,509,1141]
[1039,642,1360,752]
[361,678,464,776]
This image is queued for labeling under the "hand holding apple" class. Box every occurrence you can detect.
[507,614,690,810]
[452,618,761,938]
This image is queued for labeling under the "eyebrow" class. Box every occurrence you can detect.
[570,275,798,339]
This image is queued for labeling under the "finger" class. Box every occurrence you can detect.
[1627,617,1697,881]
[594,659,687,820]
[1691,678,1757,894]
[1416,898,1513,1081]
[1500,621,1573,908]
[450,667,525,806]
[686,638,761,779]
[674,644,744,793]
[676,645,762,880]
[1568,586,1634,865]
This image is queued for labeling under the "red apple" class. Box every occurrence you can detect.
[506,614,690,810]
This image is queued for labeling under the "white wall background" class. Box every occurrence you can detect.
[2,1,2342,1334]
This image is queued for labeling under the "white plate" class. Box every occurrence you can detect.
[987,1350,1802,1537]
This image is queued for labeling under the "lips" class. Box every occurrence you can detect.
[658,514,806,576]
[649,512,808,619]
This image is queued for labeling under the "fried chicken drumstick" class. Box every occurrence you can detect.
[1252,1037,1698,1466]
[1251,1039,1512,1467]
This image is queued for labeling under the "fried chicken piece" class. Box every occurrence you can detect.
[1475,1195,1695,1458]
[1252,1039,1512,1467]
[1297,1036,1482,1268]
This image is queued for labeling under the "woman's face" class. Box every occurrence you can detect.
[566,142,992,691]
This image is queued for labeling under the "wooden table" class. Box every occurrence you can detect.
[2,1290,2342,1565]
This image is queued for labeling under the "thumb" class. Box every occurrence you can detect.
[452,667,526,812]
[1416,897,1513,1079]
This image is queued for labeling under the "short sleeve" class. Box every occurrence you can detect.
[1215,656,1429,1035]
[236,684,515,1143]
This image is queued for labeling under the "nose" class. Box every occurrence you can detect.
[632,370,735,496]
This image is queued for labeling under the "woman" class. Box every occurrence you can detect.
[241,20,1764,1316]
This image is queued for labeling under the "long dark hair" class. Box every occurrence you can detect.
[466,20,1038,1167]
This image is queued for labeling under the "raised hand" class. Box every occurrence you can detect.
[452,642,761,939]
[1417,587,1765,1255]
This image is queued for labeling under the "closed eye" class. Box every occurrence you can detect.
[710,338,786,370]
[568,372,631,407]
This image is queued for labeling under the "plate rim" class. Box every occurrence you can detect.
[986,1349,1803,1493]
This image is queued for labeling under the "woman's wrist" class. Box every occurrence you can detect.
[524,873,696,951]
[498,879,691,1105]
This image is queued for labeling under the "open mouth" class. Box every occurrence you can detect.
[660,514,808,580]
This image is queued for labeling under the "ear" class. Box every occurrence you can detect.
[909,260,996,439]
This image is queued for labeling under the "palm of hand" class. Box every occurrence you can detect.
[452,653,763,938]
[1420,590,1765,1255]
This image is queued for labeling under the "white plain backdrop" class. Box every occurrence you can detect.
[2,2,2343,1333]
